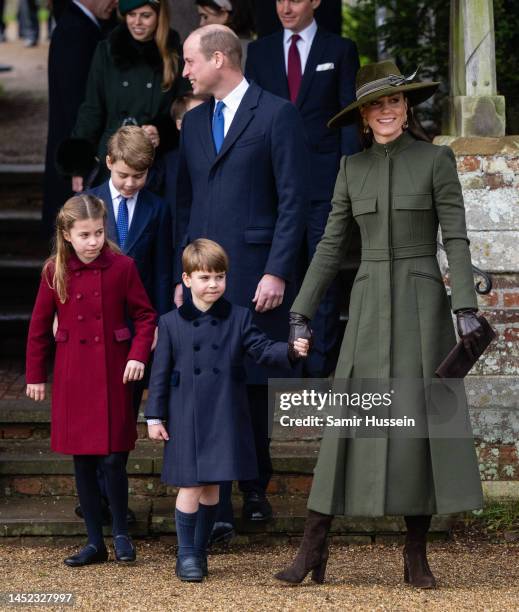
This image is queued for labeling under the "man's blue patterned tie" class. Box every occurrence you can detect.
[212,101,225,153]
[116,197,129,249]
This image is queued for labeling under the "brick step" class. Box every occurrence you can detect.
[0,165,44,210]
[0,439,318,498]
[0,494,454,539]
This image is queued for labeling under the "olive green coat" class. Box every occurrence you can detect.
[292,131,483,517]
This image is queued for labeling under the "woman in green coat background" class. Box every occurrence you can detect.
[58,0,182,191]
[276,61,485,588]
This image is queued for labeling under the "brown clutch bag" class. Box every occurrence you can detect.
[435,315,497,378]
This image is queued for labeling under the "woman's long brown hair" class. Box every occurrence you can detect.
[153,0,179,91]
[43,195,120,304]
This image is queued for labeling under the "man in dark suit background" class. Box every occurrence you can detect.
[175,24,309,538]
[246,0,360,378]
[42,0,117,238]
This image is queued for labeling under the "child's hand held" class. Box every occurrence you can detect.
[26,383,46,401]
[123,360,145,383]
[148,423,169,441]
[293,338,310,357]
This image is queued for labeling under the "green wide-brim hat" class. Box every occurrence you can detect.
[328,60,439,129]
[119,0,160,15]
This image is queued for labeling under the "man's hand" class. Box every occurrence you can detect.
[174,283,184,308]
[148,423,169,441]
[26,383,45,401]
[142,124,160,148]
[72,176,84,192]
[123,360,145,383]
[253,274,285,313]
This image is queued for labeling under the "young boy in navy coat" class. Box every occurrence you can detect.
[85,126,173,522]
[145,239,309,582]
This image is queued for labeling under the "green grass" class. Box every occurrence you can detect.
[470,501,519,534]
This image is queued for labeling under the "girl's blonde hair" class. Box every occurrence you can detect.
[153,0,178,91]
[43,195,120,304]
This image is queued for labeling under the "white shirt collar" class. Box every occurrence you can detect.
[109,178,138,206]
[216,77,249,115]
[72,0,100,28]
[283,19,317,45]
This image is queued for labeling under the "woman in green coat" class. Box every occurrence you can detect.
[58,0,182,190]
[276,61,485,588]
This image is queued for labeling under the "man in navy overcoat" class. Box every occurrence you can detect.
[42,0,116,238]
[175,24,309,534]
[245,0,360,377]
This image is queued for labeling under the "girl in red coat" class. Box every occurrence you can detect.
[26,195,156,567]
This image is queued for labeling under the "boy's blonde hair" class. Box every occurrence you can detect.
[182,239,229,275]
[107,126,155,171]
[44,195,120,304]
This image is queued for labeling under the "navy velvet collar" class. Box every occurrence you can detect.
[178,296,232,321]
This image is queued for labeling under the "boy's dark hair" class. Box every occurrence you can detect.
[183,239,229,275]
[171,92,210,122]
[107,126,155,172]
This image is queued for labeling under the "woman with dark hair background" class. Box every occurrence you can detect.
[195,0,255,65]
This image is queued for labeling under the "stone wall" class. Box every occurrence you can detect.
[435,136,519,497]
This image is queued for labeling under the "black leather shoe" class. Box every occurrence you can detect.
[208,522,235,547]
[114,535,136,562]
[175,556,203,582]
[74,499,111,526]
[242,492,273,521]
[64,544,108,567]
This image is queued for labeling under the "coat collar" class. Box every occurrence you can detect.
[369,130,416,157]
[67,246,117,271]
[178,296,232,321]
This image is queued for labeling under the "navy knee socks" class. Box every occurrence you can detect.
[194,503,218,557]
[175,508,198,558]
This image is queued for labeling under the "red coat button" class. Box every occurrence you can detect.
[77,315,84,321]
[93,270,99,275]
[94,336,100,343]
[76,293,82,300]
[94,291,100,297]
[75,272,80,277]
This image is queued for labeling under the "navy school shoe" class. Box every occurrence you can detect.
[176,555,204,582]
[113,535,136,562]
[64,543,108,567]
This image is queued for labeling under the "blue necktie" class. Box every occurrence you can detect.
[116,197,129,249]
[212,100,225,153]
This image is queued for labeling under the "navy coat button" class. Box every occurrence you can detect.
[194,345,200,351]
[77,315,84,321]
[194,368,201,375]
[193,321,200,327]
[211,320,218,326]
[212,344,219,350]
[213,368,220,374]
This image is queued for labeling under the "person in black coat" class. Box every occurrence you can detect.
[245,0,361,378]
[42,0,117,238]
[146,239,308,582]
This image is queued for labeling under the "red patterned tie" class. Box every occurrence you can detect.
[287,34,302,103]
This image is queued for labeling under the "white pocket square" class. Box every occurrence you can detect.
[316,62,335,71]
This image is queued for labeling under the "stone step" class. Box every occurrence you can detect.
[0,165,44,210]
[0,209,48,257]
[0,495,454,539]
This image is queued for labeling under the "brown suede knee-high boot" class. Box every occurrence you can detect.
[274,510,333,584]
[403,515,436,588]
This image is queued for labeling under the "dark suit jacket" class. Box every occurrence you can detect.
[245,27,360,201]
[89,182,173,316]
[43,3,104,236]
[175,82,309,383]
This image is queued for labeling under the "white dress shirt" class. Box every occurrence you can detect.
[72,0,100,28]
[283,19,318,75]
[109,179,138,228]
[213,77,250,137]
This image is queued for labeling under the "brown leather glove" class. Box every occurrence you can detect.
[456,309,484,361]
[288,312,313,362]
